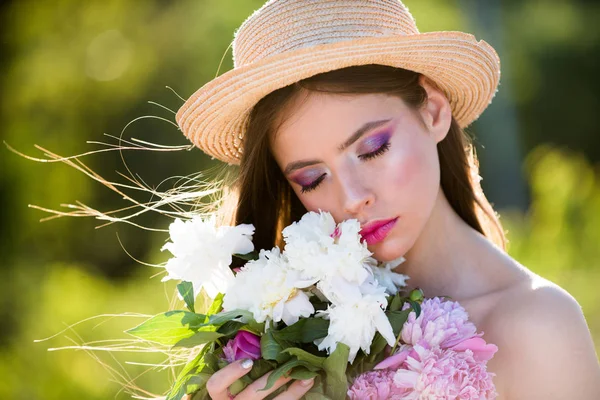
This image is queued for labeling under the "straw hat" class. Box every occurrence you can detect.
[175,0,501,166]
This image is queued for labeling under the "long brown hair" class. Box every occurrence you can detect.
[221,64,505,267]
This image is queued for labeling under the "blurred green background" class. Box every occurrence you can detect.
[1,0,599,398]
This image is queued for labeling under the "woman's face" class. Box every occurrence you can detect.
[270,79,451,262]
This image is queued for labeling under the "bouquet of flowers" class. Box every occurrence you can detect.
[126,210,498,399]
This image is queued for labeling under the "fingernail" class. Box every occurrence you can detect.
[240,358,253,369]
[300,378,314,386]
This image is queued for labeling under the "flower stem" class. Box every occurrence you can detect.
[389,327,403,356]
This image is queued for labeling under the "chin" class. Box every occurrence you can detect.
[368,235,411,263]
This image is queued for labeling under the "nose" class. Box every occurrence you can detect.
[340,174,375,215]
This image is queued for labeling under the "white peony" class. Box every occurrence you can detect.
[281,210,337,249]
[160,214,255,298]
[283,211,372,285]
[315,276,396,363]
[368,255,410,295]
[222,248,315,326]
[329,218,375,283]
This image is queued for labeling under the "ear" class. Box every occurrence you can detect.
[417,75,453,144]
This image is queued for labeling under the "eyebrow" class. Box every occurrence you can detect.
[283,118,393,175]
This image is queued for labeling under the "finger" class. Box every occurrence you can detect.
[272,377,315,400]
[206,358,254,400]
[235,370,293,400]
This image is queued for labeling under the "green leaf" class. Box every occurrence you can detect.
[408,299,422,318]
[260,328,292,363]
[195,287,213,315]
[206,293,225,317]
[233,251,259,261]
[276,318,330,342]
[367,332,388,363]
[228,377,250,396]
[260,328,280,361]
[288,367,319,380]
[246,319,265,335]
[309,295,329,312]
[217,320,246,336]
[177,281,196,313]
[184,372,211,394]
[193,386,210,400]
[389,293,404,311]
[208,309,254,326]
[260,358,308,392]
[166,344,212,400]
[305,375,332,399]
[216,357,229,370]
[386,309,411,337]
[281,347,326,368]
[126,311,206,345]
[248,358,277,381]
[169,297,234,348]
[203,352,220,372]
[190,387,208,400]
[173,330,225,348]
[322,343,350,400]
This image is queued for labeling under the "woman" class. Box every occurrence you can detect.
[175,0,600,398]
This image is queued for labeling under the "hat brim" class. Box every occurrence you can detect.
[176,31,500,165]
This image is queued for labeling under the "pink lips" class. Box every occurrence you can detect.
[360,217,399,245]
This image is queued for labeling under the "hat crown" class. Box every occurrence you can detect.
[232,0,419,68]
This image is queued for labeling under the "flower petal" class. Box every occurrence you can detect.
[374,351,409,370]
[451,337,498,361]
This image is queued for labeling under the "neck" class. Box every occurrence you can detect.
[396,187,497,301]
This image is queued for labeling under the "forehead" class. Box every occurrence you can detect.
[270,91,409,161]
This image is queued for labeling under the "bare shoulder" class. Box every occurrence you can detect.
[483,270,600,399]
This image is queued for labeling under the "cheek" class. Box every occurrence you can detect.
[292,188,335,215]
[370,139,439,261]
[385,137,439,199]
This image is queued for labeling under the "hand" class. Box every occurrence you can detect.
[206,358,315,399]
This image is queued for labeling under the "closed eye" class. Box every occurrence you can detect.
[299,140,391,193]
[358,141,391,161]
[300,173,326,194]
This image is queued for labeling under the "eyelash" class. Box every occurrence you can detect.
[359,141,391,161]
[299,140,391,193]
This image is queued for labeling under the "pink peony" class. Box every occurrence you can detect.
[401,297,498,361]
[401,298,477,348]
[392,344,498,399]
[347,369,406,400]
[450,336,498,362]
[221,330,261,363]
[371,297,499,398]
[374,344,413,370]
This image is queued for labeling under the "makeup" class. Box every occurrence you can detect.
[293,128,393,193]
[292,169,324,189]
[360,217,399,245]
[360,131,391,154]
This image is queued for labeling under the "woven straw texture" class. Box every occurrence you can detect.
[176,0,501,165]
